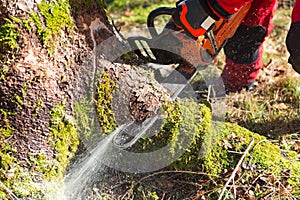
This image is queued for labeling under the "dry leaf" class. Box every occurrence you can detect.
[5,168,15,179]
[246,190,255,200]
[292,141,300,152]
[273,103,287,110]
[221,139,233,149]
[124,10,133,17]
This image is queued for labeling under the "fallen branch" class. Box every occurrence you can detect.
[0,180,19,200]
[218,138,255,200]
[137,170,219,184]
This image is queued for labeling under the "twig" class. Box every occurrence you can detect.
[251,139,268,151]
[227,150,244,154]
[207,85,212,102]
[120,182,135,200]
[0,181,19,200]
[161,192,166,200]
[251,173,264,185]
[232,178,237,199]
[137,170,218,184]
[172,180,203,188]
[110,181,132,190]
[218,138,255,200]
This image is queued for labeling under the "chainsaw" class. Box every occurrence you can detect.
[127,3,251,70]
[113,3,251,149]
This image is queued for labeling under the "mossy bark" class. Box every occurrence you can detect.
[131,100,300,197]
[1,0,299,199]
[0,0,114,198]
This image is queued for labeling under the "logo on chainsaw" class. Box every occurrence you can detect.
[74,27,226,173]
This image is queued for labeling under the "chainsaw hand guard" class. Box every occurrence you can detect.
[172,0,218,38]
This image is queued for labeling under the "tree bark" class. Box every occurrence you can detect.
[0,0,171,198]
[0,0,115,198]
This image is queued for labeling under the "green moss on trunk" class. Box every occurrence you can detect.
[35,0,74,53]
[0,18,19,53]
[96,72,117,134]
[49,103,80,178]
[1,0,74,57]
[0,104,79,199]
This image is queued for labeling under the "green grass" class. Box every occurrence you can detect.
[106,0,177,27]
[226,77,300,137]
[226,8,300,138]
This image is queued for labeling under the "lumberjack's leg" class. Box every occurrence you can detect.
[221,0,278,92]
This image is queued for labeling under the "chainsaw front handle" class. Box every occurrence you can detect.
[147,7,176,38]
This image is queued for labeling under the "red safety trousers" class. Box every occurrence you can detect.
[218,0,278,92]
[292,0,300,23]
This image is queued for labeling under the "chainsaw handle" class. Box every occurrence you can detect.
[147,7,175,38]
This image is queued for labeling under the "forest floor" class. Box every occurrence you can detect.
[106,0,300,159]
[93,1,300,199]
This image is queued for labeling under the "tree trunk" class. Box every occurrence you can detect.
[0,0,171,198]
[0,0,115,198]
[1,1,300,199]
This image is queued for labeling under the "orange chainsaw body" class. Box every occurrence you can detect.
[127,3,251,67]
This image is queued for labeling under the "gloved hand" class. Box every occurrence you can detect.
[286,22,300,74]
[171,0,232,38]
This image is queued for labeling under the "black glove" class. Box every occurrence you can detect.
[286,22,300,74]
[171,0,232,38]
